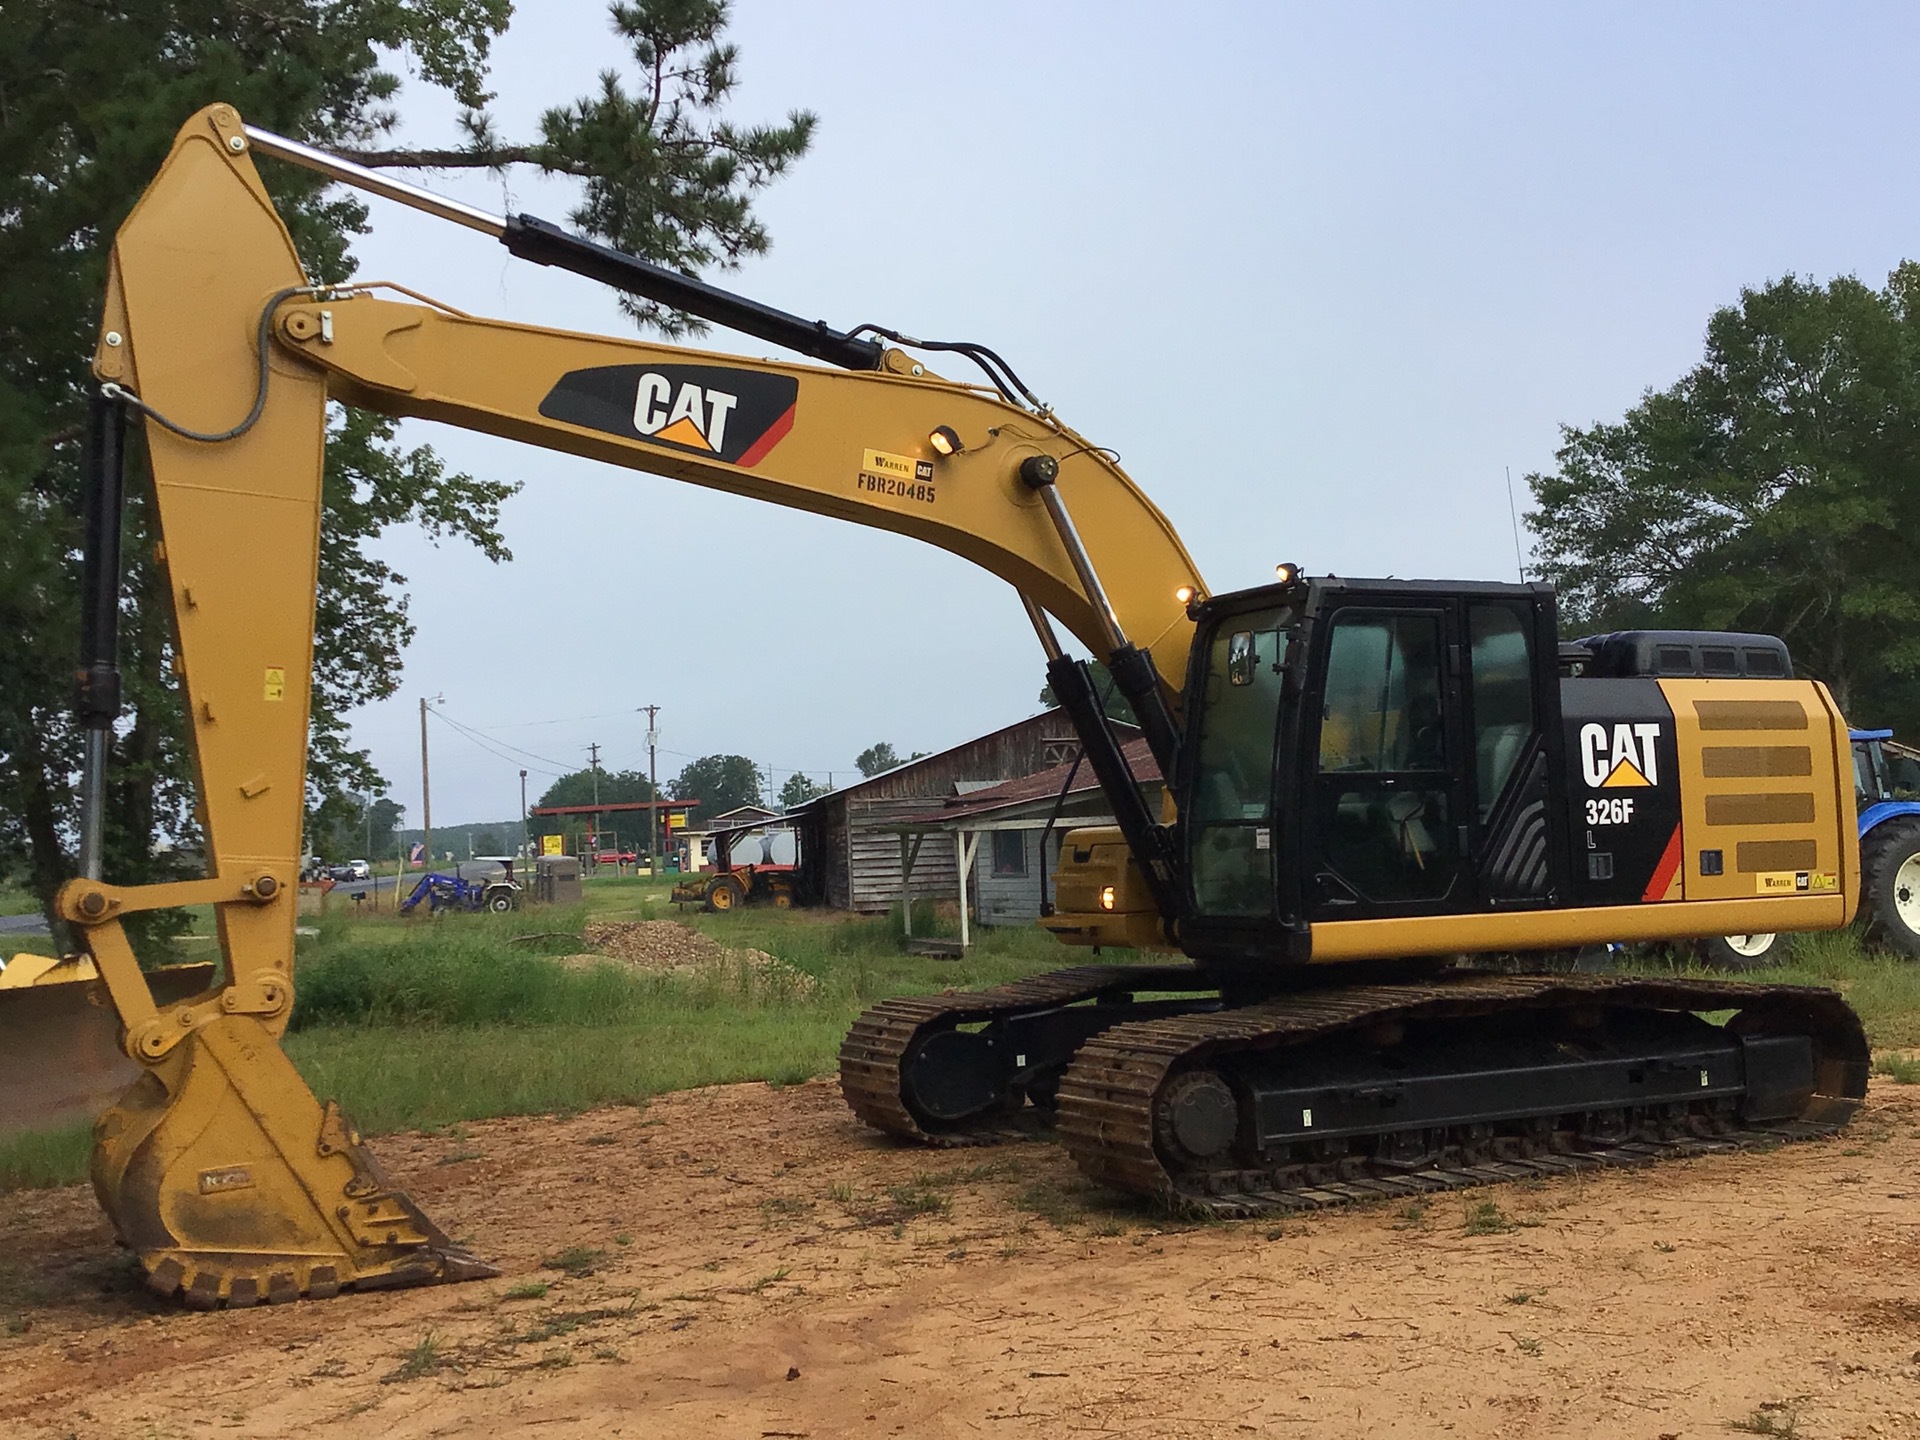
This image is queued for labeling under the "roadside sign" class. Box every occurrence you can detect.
[540,833,565,856]
[408,843,426,867]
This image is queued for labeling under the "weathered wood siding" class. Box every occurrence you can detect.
[848,799,959,911]
[974,830,1060,927]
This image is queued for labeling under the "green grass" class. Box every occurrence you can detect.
[1463,1199,1516,1235]
[0,1123,93,1190]
[1875,1051,1920,1083]
[542,1245,606,1278]
[0,883,42,919]
[382,1331,444,1384]
[1616,927,1920,1048]
[3,892,1078,1190]
[285,1011,845,1134]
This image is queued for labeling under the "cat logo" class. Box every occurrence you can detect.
[1579,721,1662,789]
[632,373,736,452]
[538,363,799,467]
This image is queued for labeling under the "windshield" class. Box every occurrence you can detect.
[1188,605,1299,917]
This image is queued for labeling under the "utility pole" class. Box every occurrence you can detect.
[642,704,661,864]
[419,694,443,866]
[520,769,529,857]
[587,741,602,859]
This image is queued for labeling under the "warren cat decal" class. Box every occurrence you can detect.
[538,364,798,467]
[855,447,937,506]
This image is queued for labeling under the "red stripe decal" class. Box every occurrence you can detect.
[1642,824,1683,902]
[735,403,796,468]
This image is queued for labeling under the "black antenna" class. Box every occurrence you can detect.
[1505,465,1527,581]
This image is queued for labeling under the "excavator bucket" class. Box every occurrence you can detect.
[91,1011,495,1307]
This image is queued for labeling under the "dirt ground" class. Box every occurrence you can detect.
[4,1080,1920,1440]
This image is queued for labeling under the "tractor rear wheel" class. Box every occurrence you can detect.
[1863,817,1920,958]
[1697,932,1784,970]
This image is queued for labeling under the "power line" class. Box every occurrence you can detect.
[429,709,568,777]
[438,712,852,786]
[462,709,640,731]
[433,709,574,771]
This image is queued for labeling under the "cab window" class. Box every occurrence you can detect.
[1189,607,1293,916]
[1468,606,1534,819]
[1314,611,1456,904]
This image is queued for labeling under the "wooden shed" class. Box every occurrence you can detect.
[787,712,1131,912]
[883,737,1165,950]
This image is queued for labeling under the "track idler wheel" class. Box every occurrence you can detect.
[92,1015,496,1307]
[1155,1070,1240,1165]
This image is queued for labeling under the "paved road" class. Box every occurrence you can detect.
[0,872,412,938]
[324,872,402,906]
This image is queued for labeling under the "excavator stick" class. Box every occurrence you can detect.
[63,106,492,1305]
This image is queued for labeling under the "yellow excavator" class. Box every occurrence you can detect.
[48,104,1866,1308]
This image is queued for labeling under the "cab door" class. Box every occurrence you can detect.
[1306,604,1471,918]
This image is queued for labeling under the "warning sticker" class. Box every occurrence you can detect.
[263,667,286,702]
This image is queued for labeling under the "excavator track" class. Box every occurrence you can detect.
[1054,971,1869,1215]
[838,962,1218,1145]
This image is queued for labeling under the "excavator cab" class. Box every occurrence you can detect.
[1178,577,1559,956]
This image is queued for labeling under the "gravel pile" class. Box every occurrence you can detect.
[584,919,724,967]
[566,919,818,997]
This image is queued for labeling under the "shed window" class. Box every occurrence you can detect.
[991,831,1028,876]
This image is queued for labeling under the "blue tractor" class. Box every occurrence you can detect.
[1850,729,1920,955]
[399,859,522,915]
[1707,728,1920,968]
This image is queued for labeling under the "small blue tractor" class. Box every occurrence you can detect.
[399,860,521,915]
[1849,728,1920,954]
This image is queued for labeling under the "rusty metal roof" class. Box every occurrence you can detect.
[885,738,1161,829]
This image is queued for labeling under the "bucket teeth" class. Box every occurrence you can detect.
[138,1246,498,1308]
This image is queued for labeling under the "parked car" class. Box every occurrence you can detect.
[595,849,637,864]
[345,859,372,880]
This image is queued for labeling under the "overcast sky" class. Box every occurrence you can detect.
[333,1,1920,830]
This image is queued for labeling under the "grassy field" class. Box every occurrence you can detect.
[0,883,41,919]
[5,874,1920,1191]
[0,875,1067,1188]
